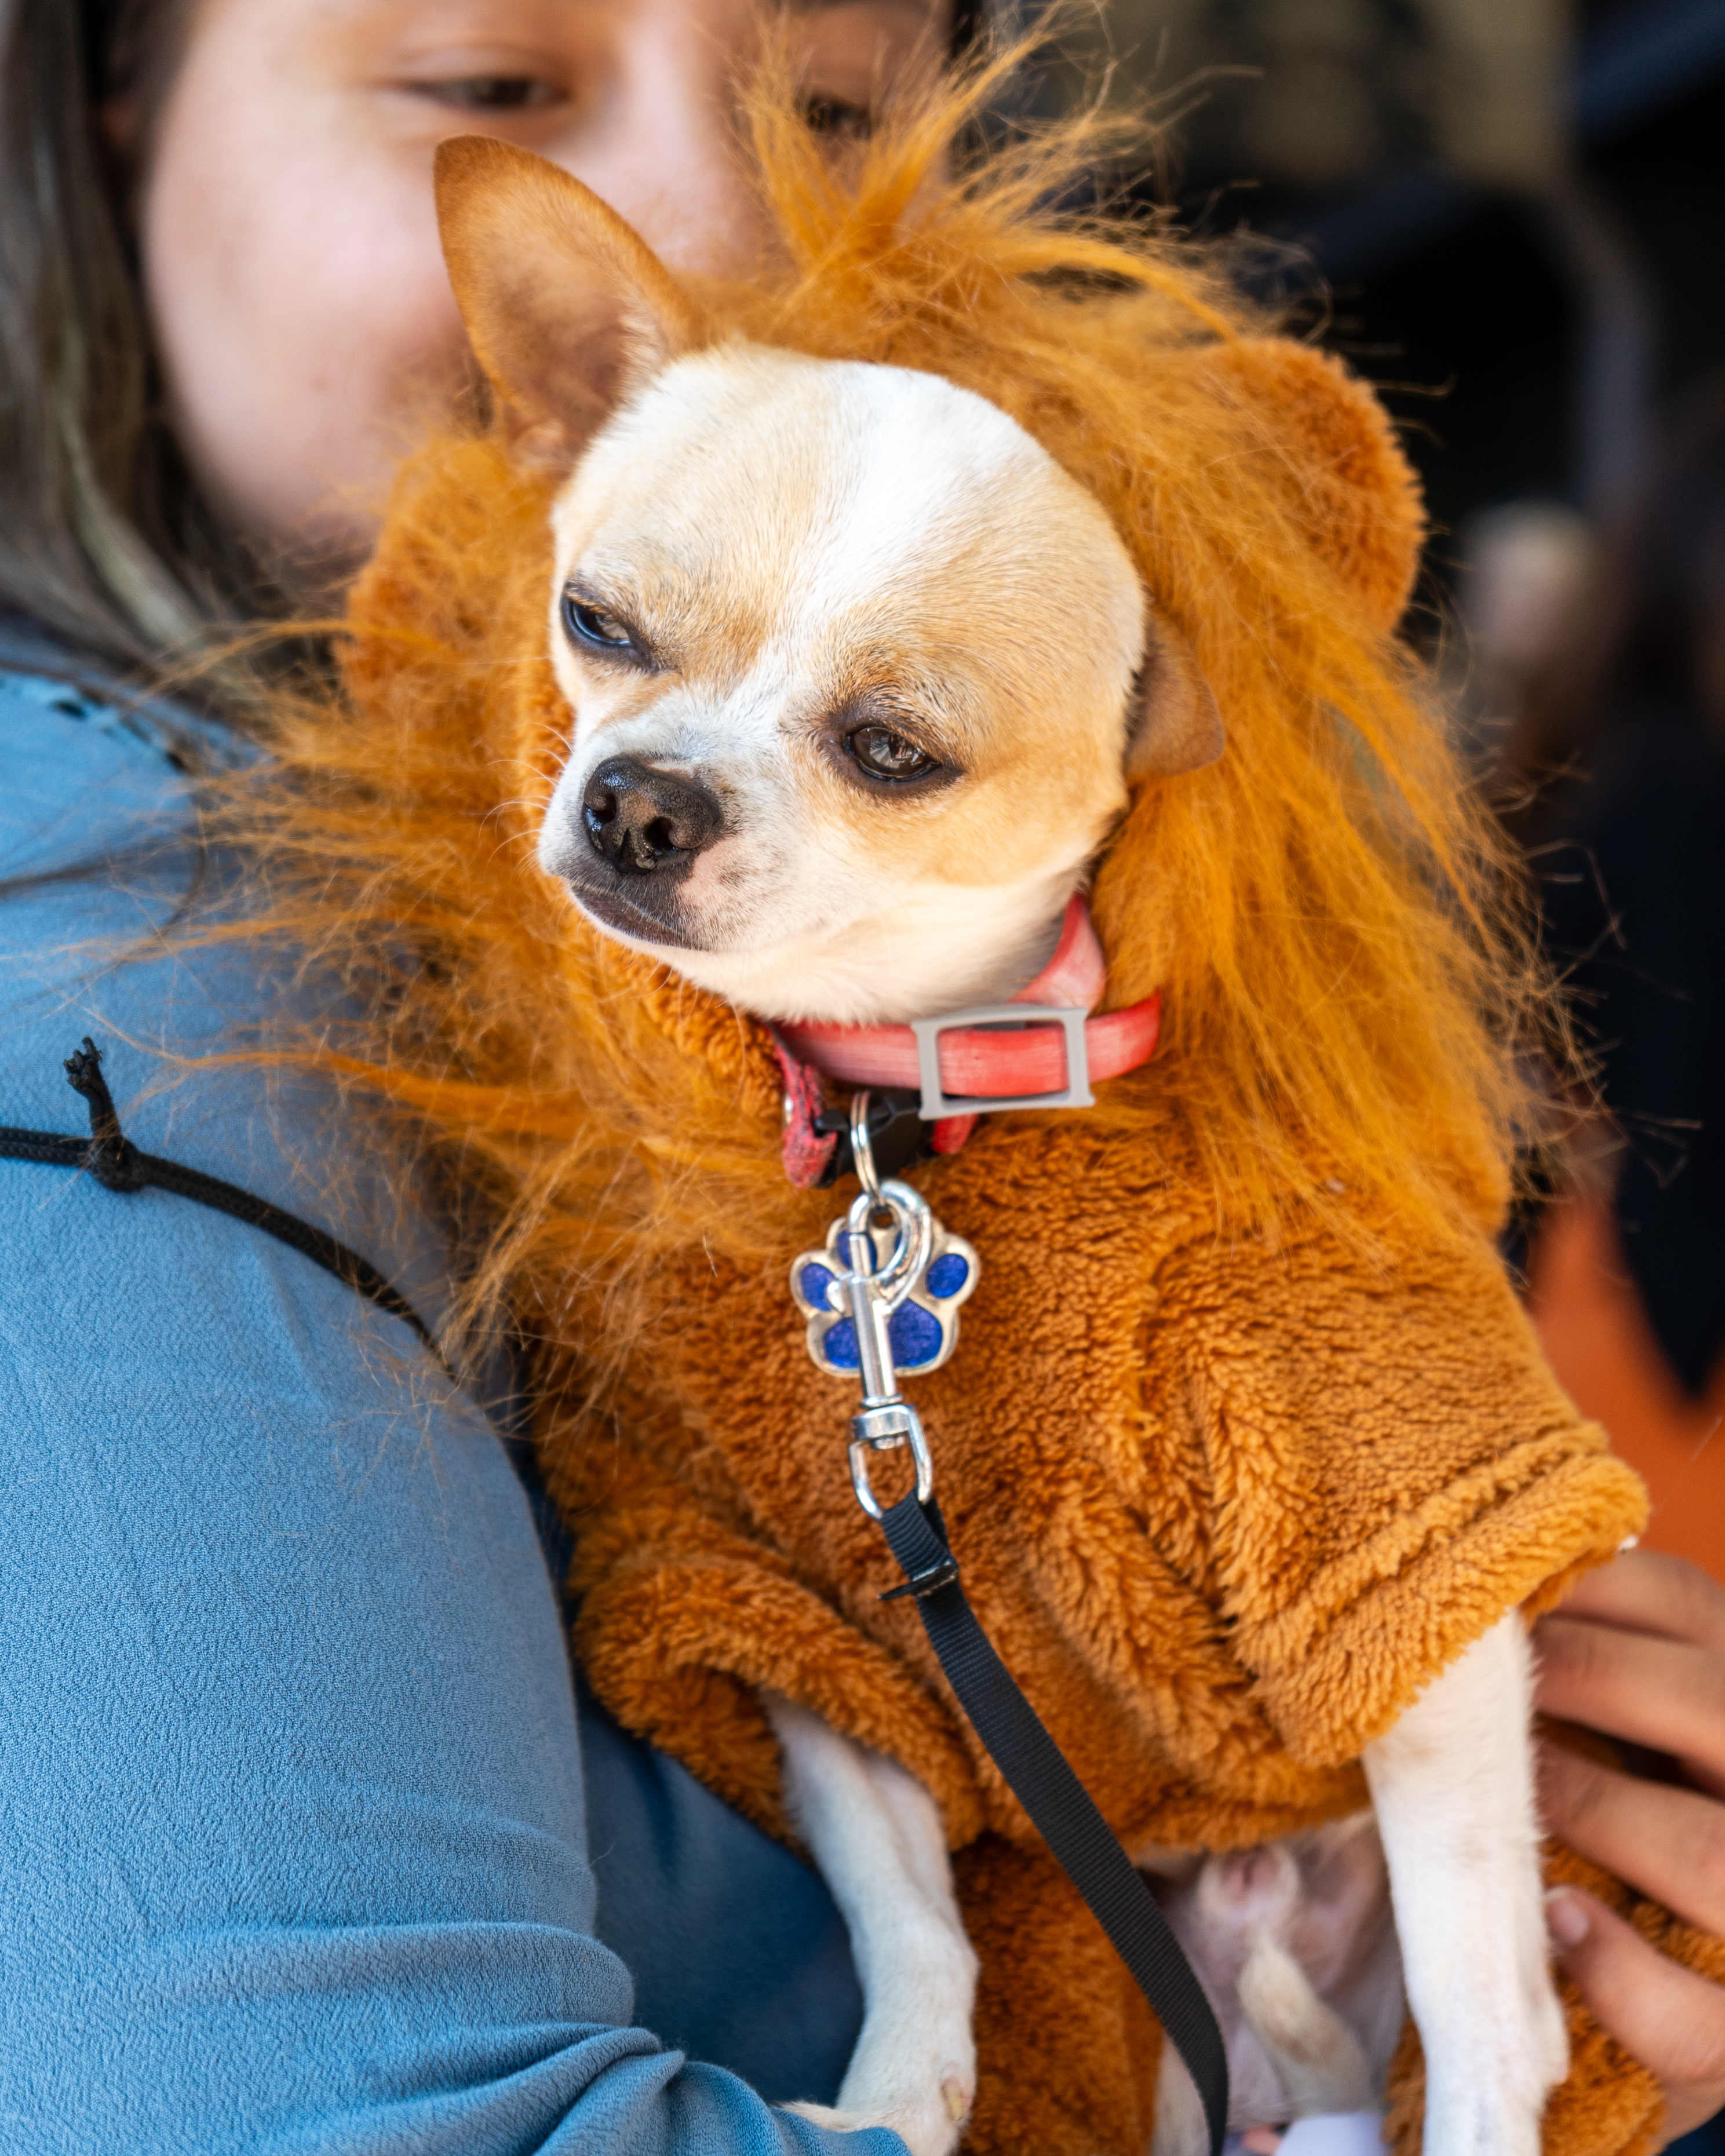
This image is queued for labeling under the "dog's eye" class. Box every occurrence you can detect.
[563,594,638,656]
[845,724,940,782]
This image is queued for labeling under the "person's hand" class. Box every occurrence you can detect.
[1537,1548,1725,2143]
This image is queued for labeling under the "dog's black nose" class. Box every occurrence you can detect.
[581,756,723,875]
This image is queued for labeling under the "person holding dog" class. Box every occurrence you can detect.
[0,0,1722,2147]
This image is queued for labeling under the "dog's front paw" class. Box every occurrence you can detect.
[1422,2083,1545,2156]
[784,2073,972,2156]
[1421,1948,1568,2156]
[1419,1951,1568,2156]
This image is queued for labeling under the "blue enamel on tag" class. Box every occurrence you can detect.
[791,1212,979,1378]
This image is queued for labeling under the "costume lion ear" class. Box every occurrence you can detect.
[1200,340,1427,634]
[435,136,710,469]
[1127,608,1226,781]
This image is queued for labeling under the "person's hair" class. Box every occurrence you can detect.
[220,40,1549,1387]
[1513,374,1725,790]
[0,0,262,679]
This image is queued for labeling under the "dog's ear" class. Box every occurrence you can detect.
[435,136,709,468]
[1126,609,1225,783]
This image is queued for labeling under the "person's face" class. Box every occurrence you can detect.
[134,0,944,577]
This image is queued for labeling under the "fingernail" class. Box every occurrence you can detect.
[1547,1888,1590,1949]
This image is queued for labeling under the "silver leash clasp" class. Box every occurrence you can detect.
[838,1094,935,1518]
[848,1400,935,1522]
[789,1090,979,1519]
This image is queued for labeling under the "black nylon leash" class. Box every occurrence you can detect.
[878,1490,1230,2155]
[811,1096,1230,2152]
[0,1039,443,1364]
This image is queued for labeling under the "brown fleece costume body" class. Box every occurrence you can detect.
[546,1004,1647,2155]
[311,158,1721,2145]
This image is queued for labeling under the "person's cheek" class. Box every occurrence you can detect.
[246,155,472,546]
[145,109,465,565]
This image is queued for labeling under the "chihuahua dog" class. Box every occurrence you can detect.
[432,135,1569,2156]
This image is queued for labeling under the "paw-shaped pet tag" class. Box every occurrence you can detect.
[792,1210,979,1378]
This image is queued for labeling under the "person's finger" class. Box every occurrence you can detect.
[1536,1615,1725,1791]
[1546,1886,1725,2143]
[1540,1742,1725,1937]
[1548,1552,1725,1654]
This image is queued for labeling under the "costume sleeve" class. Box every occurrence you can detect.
[1160,1212,1647,1768]
[0,674,895,2156]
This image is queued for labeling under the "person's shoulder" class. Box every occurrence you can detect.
[0,640,232,878]
[0,646,216,1122]
[0,637,465,1365]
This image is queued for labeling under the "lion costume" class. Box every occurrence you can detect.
[242,52,1724,2155]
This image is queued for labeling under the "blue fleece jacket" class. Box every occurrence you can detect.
[0,657,885,2155]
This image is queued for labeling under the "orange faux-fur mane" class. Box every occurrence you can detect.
[232,45,1538,1367]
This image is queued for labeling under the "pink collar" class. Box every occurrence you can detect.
[772,895,1161,1187]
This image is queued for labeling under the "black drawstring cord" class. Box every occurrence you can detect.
[1,1039,445,1368]
[62,1037,149,1191]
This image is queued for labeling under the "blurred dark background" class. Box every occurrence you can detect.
[1096,0,1725,592]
